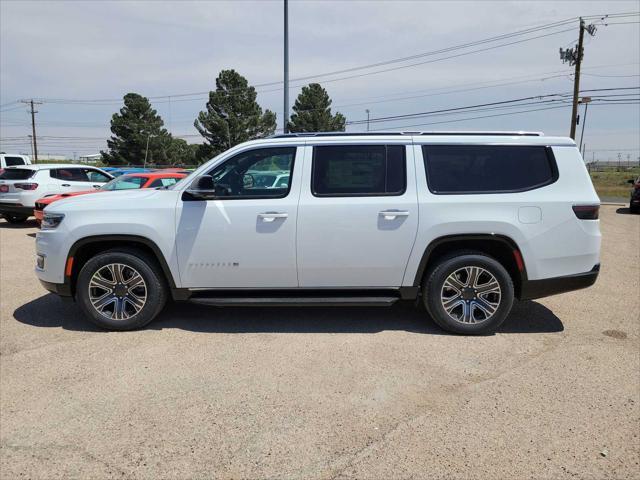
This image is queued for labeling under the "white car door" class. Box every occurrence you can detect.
[297,142,419,287]
[175,145,301,288]
[49,167,93,193]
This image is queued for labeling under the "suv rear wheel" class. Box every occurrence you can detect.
[76,249,168,330]
[423,252,514,335]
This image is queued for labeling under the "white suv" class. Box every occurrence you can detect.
[34,132,601,334]
[0,164,113,223]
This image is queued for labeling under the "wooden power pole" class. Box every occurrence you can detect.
[560,18,596,140]
[20,99,42,162]
[569,19,585,140]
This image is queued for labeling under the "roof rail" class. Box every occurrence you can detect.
[270,131,543,138]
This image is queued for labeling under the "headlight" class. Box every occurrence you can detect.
[41,212,65,230]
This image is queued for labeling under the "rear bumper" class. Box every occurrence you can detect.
[0,203,33,217]
[519,264,600,300]
[39,279,73,298]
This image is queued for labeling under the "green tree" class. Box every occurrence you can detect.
[101,93,173,166]
[165,138,199,166]
[194,69,277,161]
[287,83,346,133]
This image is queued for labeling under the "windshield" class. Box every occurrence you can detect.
[101,175,147,191]
[0,168,35,180]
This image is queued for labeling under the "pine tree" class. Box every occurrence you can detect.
[287,83,346,133]
[101,93,172,166]
[194,70,277,161]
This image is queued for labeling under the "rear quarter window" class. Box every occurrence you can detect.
[0,168,35,180]
[422,145,558,194]
[4,156,27,166]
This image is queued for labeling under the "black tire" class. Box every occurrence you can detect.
[3,214,29,224]
[423,251,514,335]
[76,248,168,331]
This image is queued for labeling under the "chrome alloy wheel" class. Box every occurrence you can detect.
[88,263,147,320]
[440,266,502,324]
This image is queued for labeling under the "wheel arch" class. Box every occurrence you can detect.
[413,234,528,298]
[66,235,187,300]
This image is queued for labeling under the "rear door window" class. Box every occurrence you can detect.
[52,168,90,182]
[0,169,35,180]
[422,145,557,194]
[312,145,406,196]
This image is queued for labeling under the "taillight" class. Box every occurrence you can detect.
[573,205,599,220]
[15,183,39,190]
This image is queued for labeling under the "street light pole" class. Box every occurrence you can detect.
[578,96,591,153]
[283,0,289,134]
[144,134,151,168]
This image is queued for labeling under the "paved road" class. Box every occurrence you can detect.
[1,205,638,479]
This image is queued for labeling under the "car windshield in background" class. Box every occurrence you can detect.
[101,176,147,191]
[0,169,35,180]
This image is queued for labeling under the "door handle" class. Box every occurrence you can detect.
[92,184,101,188]
[61,184,71,187]
[379,210,410,219]
[258,212,288,222]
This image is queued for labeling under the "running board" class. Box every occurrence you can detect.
[189,296,399,307]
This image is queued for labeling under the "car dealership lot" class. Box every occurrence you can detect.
[1,205,638,479]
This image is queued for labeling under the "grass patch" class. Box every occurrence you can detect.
[589,167,639,199]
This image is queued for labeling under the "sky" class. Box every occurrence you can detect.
[0,0,639,161]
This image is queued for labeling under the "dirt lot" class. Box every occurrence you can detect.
[1,205,638,479]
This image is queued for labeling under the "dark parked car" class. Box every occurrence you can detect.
[629,177,640,214]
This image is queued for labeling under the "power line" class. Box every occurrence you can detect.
[370,105,571,131]
[11,16,616,106]
[345,86,638,126]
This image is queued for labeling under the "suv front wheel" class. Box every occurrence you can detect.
[3,214,29,224]
[76,249,168,330]
[423,252,514,335]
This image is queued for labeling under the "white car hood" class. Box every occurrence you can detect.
[48,188,175,213]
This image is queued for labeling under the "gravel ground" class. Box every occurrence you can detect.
[1,205,638,479]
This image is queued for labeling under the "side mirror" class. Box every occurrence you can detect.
[185,175,216,200]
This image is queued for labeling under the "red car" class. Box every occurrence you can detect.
[34,171,187,224]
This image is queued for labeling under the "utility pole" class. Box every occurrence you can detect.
[21,99,42,162]
[559,18,596,140]
[569,19,585,140]
[283,0,289,134]
[578,96,591,153]
[366,109,370,132]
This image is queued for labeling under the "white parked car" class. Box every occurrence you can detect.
[0,153,31,169]
[34,132,601,334]
[0,164,113,223]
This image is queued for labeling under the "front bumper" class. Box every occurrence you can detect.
[0,203,33,217]
[519,264,600,300]
[39,279,73,298]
